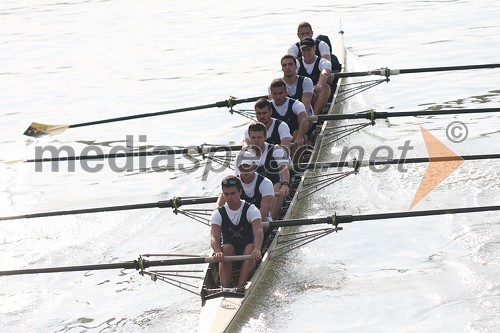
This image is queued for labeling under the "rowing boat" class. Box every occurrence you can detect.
[2,26,500,333]
[197,30,347,333]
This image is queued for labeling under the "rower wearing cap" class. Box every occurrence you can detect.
[245,122,290,220]
[297,37,332,116]
[218,149,274,222]
[210,175,263,288]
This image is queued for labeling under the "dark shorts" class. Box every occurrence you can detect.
[223,241,252,255]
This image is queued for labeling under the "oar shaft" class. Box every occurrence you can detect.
[0,255,251,276]
[0,203,159,221]
[345,205,500,223]
[265,205,500,228]
[294,153,500,170]
[398,63,500,74]
[23,145,243,163]
[69,96,265,129]
[334,63,500,78]
[0,262,140,276]
[0,196,219,221]
[310,108,500,121]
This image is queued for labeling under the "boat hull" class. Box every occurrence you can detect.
[198,31,346,333]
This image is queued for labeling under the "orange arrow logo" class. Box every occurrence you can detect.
[409,126,464,209]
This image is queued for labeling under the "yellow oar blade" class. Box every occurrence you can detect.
[2,160,25,165]
[23,122,70,137]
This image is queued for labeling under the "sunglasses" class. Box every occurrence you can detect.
[221,178,239,186]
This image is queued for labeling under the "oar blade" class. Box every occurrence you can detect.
[23,122,70,137]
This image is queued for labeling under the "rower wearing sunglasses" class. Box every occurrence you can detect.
[210,175,264,288]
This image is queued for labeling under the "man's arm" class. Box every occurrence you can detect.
[210,224,224,262]
[317,59,332,87]
[259,195,274,222]
[251,218,264,260]
[287,44,299,58]
[243,137,250,148]
[296,111,309,140]
[280,136,292,155]
[318,41,331,61]
[210,209,224,262]
[243,129,250,148]
[277,121,292,155]
[301,91,313,115]
[215,193,226,208]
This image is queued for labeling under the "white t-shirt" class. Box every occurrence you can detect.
[241,173,274,198]
[210,200,261,226]
[287,40,331,58]
[298,56,332,76]
[257,142,288,166]
[286,75,314,97]
[244,118,292,142]
[234,143,289,175]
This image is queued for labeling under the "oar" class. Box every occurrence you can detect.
[0,196,218,221]
[3,204,499,277]
[0,255,251,276]
[265,204,500,229]
[23,95,265,138]
[293,153,500,170]
[310,107,500,122]
[8,144,243,164]
[333,63,500,78]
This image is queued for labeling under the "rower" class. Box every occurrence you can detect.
[210,175,264,288]
[287,21,332,61]
[269,78,309,163]
[219,150,274,222]
[296,37,332,116]
[281,55,314,115]
[243,98,292,155]
[245,122,290,220]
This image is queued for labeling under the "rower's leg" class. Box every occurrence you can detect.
[270,183,285,220]
[313,85,332,115]
[220,244,235,287]
[290,130,307,164]
[237,243,256,288]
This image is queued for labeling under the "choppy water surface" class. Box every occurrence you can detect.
[1,1,499,332]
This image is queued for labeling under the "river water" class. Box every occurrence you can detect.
[1,1,499,332]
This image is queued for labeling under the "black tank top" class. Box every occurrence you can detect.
[288,76,305,101]
[255,144,281,185]
[297,57,321,85]
[219,202,253,245]
[266,119,285,145]
[271,98,299,134]
[240,174,265,209]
